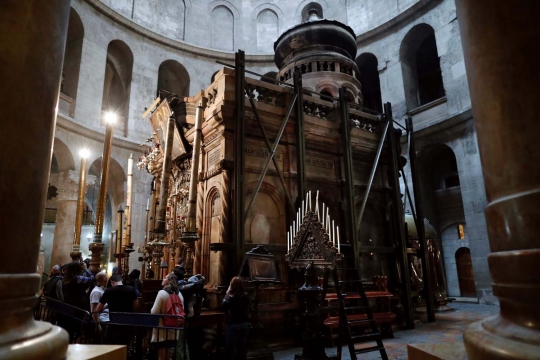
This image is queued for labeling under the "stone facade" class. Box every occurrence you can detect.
[44,0,491,303]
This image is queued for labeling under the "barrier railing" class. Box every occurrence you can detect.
[35,295,187,359]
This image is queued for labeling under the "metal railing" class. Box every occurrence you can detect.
[34,295,187,359]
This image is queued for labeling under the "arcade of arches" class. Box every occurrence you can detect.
[1,1,539,360]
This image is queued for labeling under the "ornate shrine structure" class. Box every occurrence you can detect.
[138,12,441,337]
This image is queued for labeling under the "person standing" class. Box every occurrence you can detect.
[60,262,94,342]
[90,273,109,323]
[151,273,189,360]
[96,274,137,345]
[43,264,63,301]
[222,277,251,360]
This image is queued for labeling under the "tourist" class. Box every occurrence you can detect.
[151,273,189,360]
[90,272,109,323]
[60,262,93,341]
[106,266,118,288]
[96,273,138,345]
[222,277,251,360]
[128,269,142,297]
[42,264,63,301]
[172,260,186,281]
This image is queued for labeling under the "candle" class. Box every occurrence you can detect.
[146,198,150,211]
[302,200,305,218]
[287,232,290,251]
[326,208,330,230]
[308,191,312,211]
[293,221,296,239]
[332,220,335,246]
[297,212,300,231]
[315,191,319,218]
[322,203,325,227]
[337,226,341,253]
[290,225,293,243]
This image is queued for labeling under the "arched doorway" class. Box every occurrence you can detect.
[455,247,476,297]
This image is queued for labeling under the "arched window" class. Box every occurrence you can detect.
[301,2,323,23]
[430,146,460,190]
[211,6,234,51]
[257,9,279,52]
[157,60,190,99]
[60,8,84,117]
[101,40,133,136]
[400,24,445,109]
[356,53,382,113]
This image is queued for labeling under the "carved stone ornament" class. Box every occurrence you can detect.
[286,211,343,270]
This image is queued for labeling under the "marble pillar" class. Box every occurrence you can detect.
[50,171,79,267]
[454,1,540,359]
[0,1,71,359]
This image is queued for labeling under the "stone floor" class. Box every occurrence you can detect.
[273,302,498,360]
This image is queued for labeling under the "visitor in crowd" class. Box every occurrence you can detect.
[151,273,188,360]
[60,262,94,341]
[107,266,119,288]
[90,272,109,327]
[96,273,138,345]
[128,269,142,297]
[222,277,251,360]
[179,274,205,318]
[43,264,63,301]
[172,260,185,281]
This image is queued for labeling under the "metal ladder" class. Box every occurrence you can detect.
[326,267,389,360]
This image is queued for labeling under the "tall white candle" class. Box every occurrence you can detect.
[322,204,325,227]
[297,212,300,231]
[287,232,290,251]
[326,208,330,230]
[146,198,150,211]
[332,220,335,245]
[309,191,312,211]
[293,221,296,239]
[337,226,341,253]
[290,225,293,243]
[315,191,319,218]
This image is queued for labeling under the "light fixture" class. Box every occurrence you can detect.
[79,148,90,159]
[104,111,117,124]
[86,233,93,241]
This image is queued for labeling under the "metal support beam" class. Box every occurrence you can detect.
[386,103,414,329]
[406,116,435,322]
[294,71,307,208]
[244,94,298,219]
[339,87,360,261]
[356,116,391,237]
[234,50,246,272]
[245,83,296,214]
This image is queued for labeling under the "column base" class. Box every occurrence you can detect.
[0,321,68,360]
[464,316,540,360]
[70,251,82,262]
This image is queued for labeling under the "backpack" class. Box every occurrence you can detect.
[162,292,185,327]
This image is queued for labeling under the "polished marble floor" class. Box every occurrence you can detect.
[272,302,498,360]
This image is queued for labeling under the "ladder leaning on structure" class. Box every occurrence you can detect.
[324,266,389,360]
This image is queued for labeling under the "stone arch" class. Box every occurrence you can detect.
[61,7,84,117]
[316,80,340,99]
[297,1,327,23]
[356,53,382,113]
[157,60,190,98]
[244,182,285,245]
[400,23,445,109]
[256,9,279,53]
[87,156,126,213]
[210,4,235,51]
[210,70,220,84]
[201,186,223,285]
[101,40,134,137]
[52,138,76,173]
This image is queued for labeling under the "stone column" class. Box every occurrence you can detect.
[454,1,540,359]
[0,1,71,359]
[50,171,79,267]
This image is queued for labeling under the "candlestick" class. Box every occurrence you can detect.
[125,154,133,248]
[332,220,335,246]
[337,226,340,253]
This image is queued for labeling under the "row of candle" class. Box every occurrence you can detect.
[287,190,341,253]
